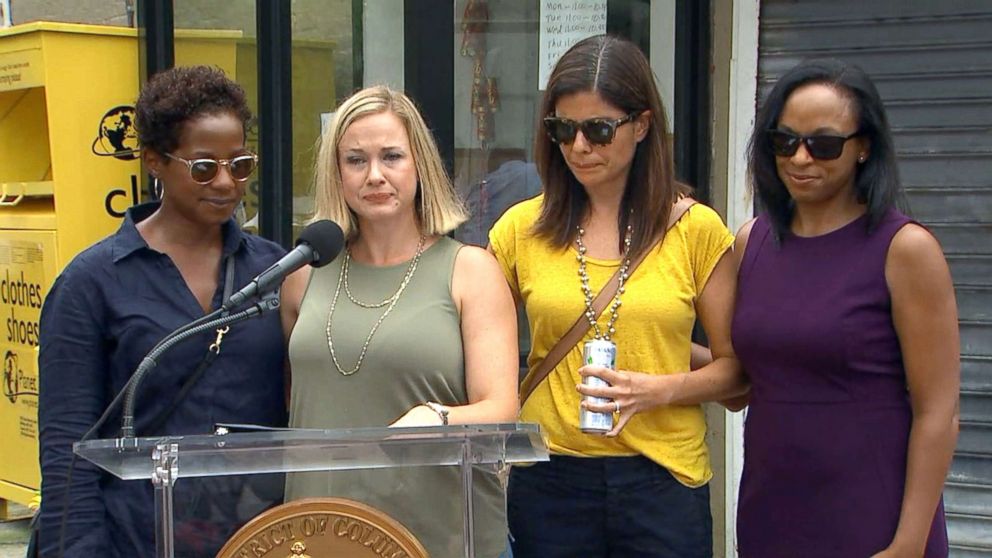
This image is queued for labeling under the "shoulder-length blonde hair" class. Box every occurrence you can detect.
[312,85,467,239]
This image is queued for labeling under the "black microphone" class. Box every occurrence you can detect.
[223,220,344,310]
[118,221,345,439]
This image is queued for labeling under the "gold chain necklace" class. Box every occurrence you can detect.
[343,235,425,308]
[575,224,632,341]
[326,236,426,376]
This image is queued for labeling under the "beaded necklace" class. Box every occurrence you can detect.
[575,224,633,342]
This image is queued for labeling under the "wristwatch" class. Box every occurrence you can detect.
[424,401,450,425]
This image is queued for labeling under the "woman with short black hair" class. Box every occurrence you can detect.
[39,65,289,558]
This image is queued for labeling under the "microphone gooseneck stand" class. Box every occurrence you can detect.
[119,293,279,440]
[122,292,280,558]
[58,219,344,558]
[91,217,343,443]
[57,293,280,558]
[56,304,227,558]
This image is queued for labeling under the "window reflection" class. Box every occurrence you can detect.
[453,1,543,248]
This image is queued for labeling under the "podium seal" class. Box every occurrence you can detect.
[215,497,429,558]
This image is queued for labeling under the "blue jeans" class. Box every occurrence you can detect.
[507,455,712,558]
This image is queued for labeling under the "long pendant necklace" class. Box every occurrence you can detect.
[326,235,426,376]
[575,224,633,342]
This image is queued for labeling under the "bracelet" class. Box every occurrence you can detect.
[424,401,450,425]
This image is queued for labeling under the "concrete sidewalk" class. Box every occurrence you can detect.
[0,503,32,558]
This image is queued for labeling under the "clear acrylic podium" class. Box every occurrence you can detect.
[75,423,548,558]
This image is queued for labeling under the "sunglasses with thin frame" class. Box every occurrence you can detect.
[766,129,861,161]
[165,152,259,184]
[543,112,641,146]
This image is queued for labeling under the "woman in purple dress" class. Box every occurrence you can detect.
[732,58,959,557]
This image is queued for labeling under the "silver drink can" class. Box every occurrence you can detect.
[579,339,617,434]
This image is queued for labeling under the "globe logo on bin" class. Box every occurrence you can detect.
[91,105,139,161]
[2,350,37,404]
[3,350,19,403]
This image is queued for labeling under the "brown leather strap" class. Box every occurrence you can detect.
[519,197,697,405]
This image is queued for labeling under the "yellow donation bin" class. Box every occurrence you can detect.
[0,22,142,515]
[0,20,338,518]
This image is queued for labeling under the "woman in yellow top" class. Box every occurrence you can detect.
[488,35,746,557]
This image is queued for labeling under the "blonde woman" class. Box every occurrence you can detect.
[279,86,518,557]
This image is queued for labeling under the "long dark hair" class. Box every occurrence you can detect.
[533,34,688,257]
[747,58,902,239]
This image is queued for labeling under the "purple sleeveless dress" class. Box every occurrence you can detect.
[732,210,948,558]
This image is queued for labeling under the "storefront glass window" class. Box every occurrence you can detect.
[289,0,357,233]
[172,0,262,226]
[452,1,543,248]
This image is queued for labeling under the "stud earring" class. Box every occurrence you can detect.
[858,154,866,163]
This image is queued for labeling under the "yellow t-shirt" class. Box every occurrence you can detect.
[489,195,734,487]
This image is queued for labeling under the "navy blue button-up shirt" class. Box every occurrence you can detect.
[38,202,288,557]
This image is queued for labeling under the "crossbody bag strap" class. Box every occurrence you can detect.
[142,254,237,435]
[519,197,697,405]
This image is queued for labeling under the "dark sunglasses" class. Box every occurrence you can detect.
[165,152,258,184]
[766,129,860,160]
[543,112,641,146]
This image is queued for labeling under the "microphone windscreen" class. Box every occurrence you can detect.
[297,220,345,267]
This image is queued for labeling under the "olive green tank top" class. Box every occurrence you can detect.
[286,236,506,557]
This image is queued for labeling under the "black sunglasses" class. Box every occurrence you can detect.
[165,152,259,184]
[766,129,861,161]
[543,112,641,146]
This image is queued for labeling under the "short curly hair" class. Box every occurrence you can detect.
[135,65,252,155]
